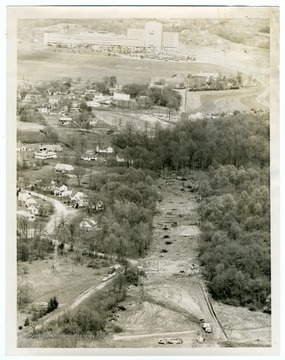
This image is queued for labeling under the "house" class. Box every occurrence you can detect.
[53,184,69,196]
[70,191,88,207]
[59,184,68,193]
[34,151,58,160]
[89,119,98,126]
[18,190,31,204]
[17,210,35,222]
[59,115,73,125]
[70,107,80,113]
[16,142,27,152]
[54,184,69,196]
[24,94,39,103]
[48,96,59,105]
[54,163,74,173]
[96,146,114,154]
[79,218,100,231]
[81,155,98,162]
[27,204,39,215]
[26,197,37,207]
[86,100,101,108]
[40,144,63,153]
[25,144,36,152]
[60,190,72,197]
[38,107,48,114]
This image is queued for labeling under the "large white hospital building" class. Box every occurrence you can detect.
[44,22,179,49]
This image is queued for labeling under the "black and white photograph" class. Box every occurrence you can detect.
[4,3,281,357]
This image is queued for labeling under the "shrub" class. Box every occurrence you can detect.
[224,298,240,307]
[113,325,123,333]
[248,304,258,312]
[24,317,30,327]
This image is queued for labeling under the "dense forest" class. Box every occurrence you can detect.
[112,112,271,310]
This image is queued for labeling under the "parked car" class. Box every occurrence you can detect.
[200,319,212,333]
[168,338,183,344]
[158,338,183,345]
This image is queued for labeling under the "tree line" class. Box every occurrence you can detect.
[112,112,269,171]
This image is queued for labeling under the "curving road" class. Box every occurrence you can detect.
[30,191,69,234]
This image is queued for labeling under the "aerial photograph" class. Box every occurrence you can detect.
[11,6,279,352]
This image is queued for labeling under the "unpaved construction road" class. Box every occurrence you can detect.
[108,177,271,348]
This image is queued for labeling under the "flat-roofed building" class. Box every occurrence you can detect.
[162,32,179,48]
[144,22,163,48]
[44,21,179,49]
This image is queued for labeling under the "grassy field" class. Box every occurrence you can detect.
[18,48,232,84]
[17,256,113,328]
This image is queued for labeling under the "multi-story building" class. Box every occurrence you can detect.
[44,21,179,49]
[144,22,163,48]
[162,32,179,48]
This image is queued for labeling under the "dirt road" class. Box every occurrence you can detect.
[111,177,270,347]
[17,276,115,338]
[109,178,224,347]
[113,330,195,341]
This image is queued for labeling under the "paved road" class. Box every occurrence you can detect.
[30,191,69,234]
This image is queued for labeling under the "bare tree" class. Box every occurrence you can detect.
[73,166,86,186]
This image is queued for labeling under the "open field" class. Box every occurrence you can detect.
[18,48,233,84]
[17,256,112,329]
[17,121,45,132]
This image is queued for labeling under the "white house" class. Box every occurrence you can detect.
[27,204,39,215]
[79,219,100,231]
[18,190,31,203]
[40,144,63,153]
[59,184,68,193]
[96,145,114,154]
[34,151,58,160]
[38,107,48,114]
[26,197,37,206]
[54,163,74,173]
[48,96,59,105]
[70,191,88,207]
[89,119,98,126]
[16,142,27,152]
[60,190,72,197]
[59,116,73,125]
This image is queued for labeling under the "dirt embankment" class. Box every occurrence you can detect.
[109,177,271,348]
